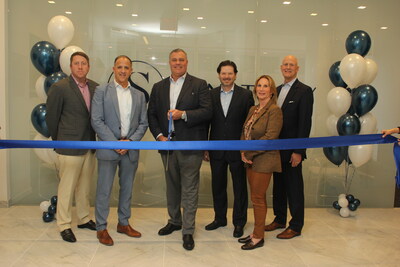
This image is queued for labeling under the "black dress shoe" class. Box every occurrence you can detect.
[60,228,76,243]
[233,225,244,238]
[205,220,227,231]
[183,234,194,250]
[158,223,182,236]
[78,220,96,231]
[241,238,264,250]
[238,235,251,244]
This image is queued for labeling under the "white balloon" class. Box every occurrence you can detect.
[348,145,373,167]
[340,207,350,217]
[326,114,339,136]
[47,15,75,49]
[327,87,351,117]
[35,75,47,102]
[339,53,367,88]
[338,198,349,208]
[338,193,346,199]
[40,200,51,212]
[59,45,84,75]
[33,134,54,164]
[363,58,378,85]
[359,112,377,134]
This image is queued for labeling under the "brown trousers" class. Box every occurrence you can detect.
[247,167,272,239]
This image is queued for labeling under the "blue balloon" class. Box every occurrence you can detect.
[353,199,361,206]
[346,194,355,202]
[352,85,378,116]
[348,203,358,211]
[345,30,371,56]
[31,103,50,137]
[337,114,361,136]
[30,41,61,76]
[48,204,57,215]
[50,195,58,205]
[42,212,54,222]
[329,61,347,88]
[45,71,67,95]
[323,146,347,166]
[333,201,341,210]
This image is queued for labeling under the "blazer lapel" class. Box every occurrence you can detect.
[213,87,225,118]
[253,101,273,124]
[110,83,121,122]
[176,74,191,107]
[280,79,299,111]
[225,85,240,119]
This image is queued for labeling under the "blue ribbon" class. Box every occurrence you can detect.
[393,142,400,188]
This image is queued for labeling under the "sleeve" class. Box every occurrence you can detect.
[185,79,213,128]
[147,84,163,140]
[293,86,314,156]
[45,84,63,140]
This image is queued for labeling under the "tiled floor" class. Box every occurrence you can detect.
[0,206,399,267]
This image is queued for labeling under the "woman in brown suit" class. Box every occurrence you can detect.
[239,75,283,250]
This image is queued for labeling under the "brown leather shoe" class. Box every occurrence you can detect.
[276,228,301,239]
[117,223,142,238]
[97,229,114,246]
[264,221,285,231]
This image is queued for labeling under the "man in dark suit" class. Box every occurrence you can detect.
[264,55,313,239]
[91,55,148,246]
[148,48,212,250]
[46,52,99,243]
[204,60,254,238]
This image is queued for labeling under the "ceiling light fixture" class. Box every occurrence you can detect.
[132,24,137,26]
[357,6,366,9]
[226,50,230,53]
[183,8,190,11]
[197,16,204,20]
[48,1,55,3]
[142,36,149,45]
[380,26,388,30]
[201,26,206,29]
[260,20,267,23]
[283,1,291,5]
[131,13,138,17]
[65,11,72,14]
[310,13,318,16]
[248,10,255,14]
[116,3,123,7]
[322,23,329,26]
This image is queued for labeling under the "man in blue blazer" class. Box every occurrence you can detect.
[91,55,148,246]
[46,52,98,243]
[204,60,254,238]
[265,55,314,239]
[148,48,212,250]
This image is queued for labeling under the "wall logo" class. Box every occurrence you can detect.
[108,60,164,102]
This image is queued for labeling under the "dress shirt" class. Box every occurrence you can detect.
[220,84,234,117]
[72,75,90,110]
[277,78,296,108]
[169,74,187,131]
[114,80,132,138]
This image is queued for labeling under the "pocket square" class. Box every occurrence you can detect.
[289,100,294,103]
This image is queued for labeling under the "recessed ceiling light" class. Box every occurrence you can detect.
[283,1,291,5]
[65,11,72,14]
[260,20,267,23]
[131,13,138,17]
[108,46,112,49]
[322,23,329,26]
[248,10,254,14]
[201,26,206,29]
[310,13,318,16]
[183,8,190,11]
[132,24,137,26]
[380,26,388,30]
[151,56,156,60]
[48,1,55,3]
[263,52,268,55]
[358,6,366,9]
[116,3,123,7]
[197,16,204,20]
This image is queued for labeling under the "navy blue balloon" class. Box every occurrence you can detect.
[345,30,371,57]
[346,194,355,202]
[348,203,358,211]
[45,71,67,95]
[323,146,347,166]
[333,201,341,210]
[337,114,361,136]
[329,61,347,88]
[31,103,50,137]
[353,199,361,206]
[352,85,378,116]
[50,195,58,205]
[48,204,57,215]
[42,212,54,222]
[30,41,61,76]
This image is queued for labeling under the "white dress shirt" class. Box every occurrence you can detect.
[277,78,296,108]
[114,80,132,138]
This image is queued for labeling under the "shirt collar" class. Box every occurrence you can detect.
[169,73,187,83]
[114,79,131,90]
[220,84,235,93]
[284,78,297,87]
[71,74,87,89]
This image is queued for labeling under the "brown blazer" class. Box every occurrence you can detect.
[241,100,283,173]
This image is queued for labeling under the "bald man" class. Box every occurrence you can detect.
[265,55,313,239]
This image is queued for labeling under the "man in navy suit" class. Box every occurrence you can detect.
[91,55,148,246]
[204,60,254,238]
[148,48,212,250]
[46,52,98,243]
[265,55,313,239]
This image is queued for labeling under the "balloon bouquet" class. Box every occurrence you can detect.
[324,30,378,217]
[31,15,84,222]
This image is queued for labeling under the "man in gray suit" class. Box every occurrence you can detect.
[46,51,99,243]
[91,55,148,246]
[148,48,212,250]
